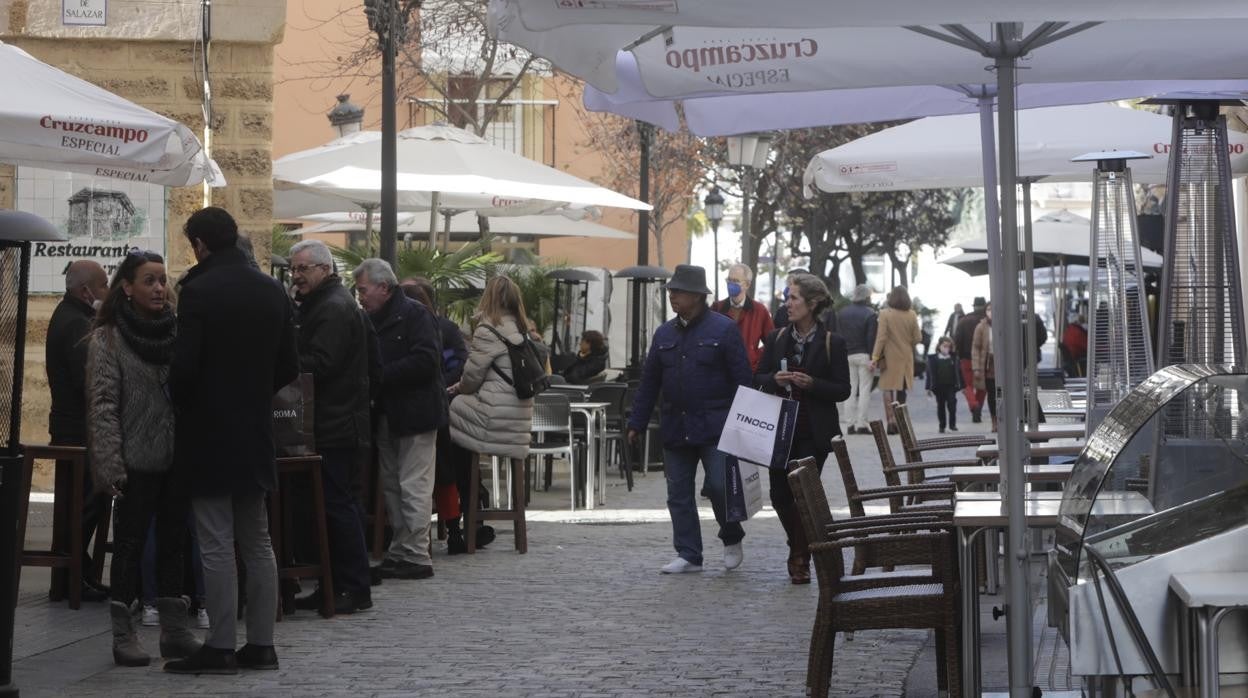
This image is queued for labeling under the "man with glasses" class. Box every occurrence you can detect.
[711,263,774,371]
[285,240,374,613]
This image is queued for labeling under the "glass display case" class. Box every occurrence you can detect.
[1049,364,1248,679]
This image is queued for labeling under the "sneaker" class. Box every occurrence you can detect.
[660,558,703,574]
[724,543,744,571]
[141,604,159,627]
[196,608,210,629]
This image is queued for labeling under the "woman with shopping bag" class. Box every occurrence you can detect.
[755,273,851,584]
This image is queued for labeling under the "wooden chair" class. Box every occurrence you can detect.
[270,455,334,619]
[15,444,90,609]
[465,454,527,554]
[893,402,992,464]
[788,461,961,698]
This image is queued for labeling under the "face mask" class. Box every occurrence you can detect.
[726,282,742,298]
[86,290,102,312]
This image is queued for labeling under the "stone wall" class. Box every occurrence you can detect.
[0,0,285,485]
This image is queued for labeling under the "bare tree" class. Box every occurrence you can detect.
[579,113,708,267]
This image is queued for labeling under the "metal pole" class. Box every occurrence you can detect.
[993,24,1034,698]
[1022,180,1039,428]
[378,0,398,265]
[741,168,752,267]
[441,210,452,252]
[637,122,652,266]
[362,203,376,251]
[427,192,440,248]
[770,234,779,312]
[712,221,720,301]
[0,453,19,698]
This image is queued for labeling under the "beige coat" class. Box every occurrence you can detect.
[971,318,994,390]
[872,307,921,391]
[449,315,533,459]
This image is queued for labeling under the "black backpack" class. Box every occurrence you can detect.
[482,324,550,399]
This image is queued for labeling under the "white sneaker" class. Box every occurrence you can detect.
[660,558,703,574]
[724,543,744,570]
[196,607,210,629]
[141,604,159,627]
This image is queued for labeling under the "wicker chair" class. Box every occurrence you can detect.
[868,420,977,491]
[893,402,992,464]
[788,461,962,698]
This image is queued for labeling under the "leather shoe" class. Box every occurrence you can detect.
[163,645,238,675]
[80,581,109,603]
[235,643,279,670]
[333,590,372,614]
[382,561,434,580]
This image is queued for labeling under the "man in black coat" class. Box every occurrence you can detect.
[287,239,373,614]
[165,207,298,675]
[45,260,110,602]
[354,258,445,580]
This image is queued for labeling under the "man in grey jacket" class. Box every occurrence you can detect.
[836,284,878,434]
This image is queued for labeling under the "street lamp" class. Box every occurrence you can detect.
[327,94,364,138]
[364,0,415,266]
[327,95,376,246]
[725,133,772,269]
[703,186,725,299]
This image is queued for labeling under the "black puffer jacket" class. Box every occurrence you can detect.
[560,348,608,384]
[368,290,446,436]
[296,276,372,450]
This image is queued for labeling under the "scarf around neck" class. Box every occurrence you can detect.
[116,299,177,364]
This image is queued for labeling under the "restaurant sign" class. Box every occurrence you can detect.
[63,0,107,26]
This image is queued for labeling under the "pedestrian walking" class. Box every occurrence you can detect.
[47,260,111,603]
[972,303,998,432]
[954,297,988,422]
[754,273,850,584]
[287,240,374,614]
[87,251,201,668]
[165,208,299,675]
[448,276,539,543]
[871,286,922,434]
[944,302,965,338]
[1062,314,1088,377]
[925,336,962,433]
[355,259,446,581]
[626,264,752,574]
[835,284,878,434]
[712,262,774,371]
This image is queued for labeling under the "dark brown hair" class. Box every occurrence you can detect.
[94,250,166,329]
[581,330,606,353]
[886,286,912,311]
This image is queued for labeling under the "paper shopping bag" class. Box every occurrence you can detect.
[724,455,764,522]
[717,385,800,470]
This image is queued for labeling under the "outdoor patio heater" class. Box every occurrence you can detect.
[1072,151,1155,433]
[613,265,670,380]
[1049,364,1248,693]
[547,268,596,364]
[0,211,69,698]
[1143,95,1247,508]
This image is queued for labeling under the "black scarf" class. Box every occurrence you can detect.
[116,299,177,365]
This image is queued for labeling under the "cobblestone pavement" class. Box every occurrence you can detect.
[14,388,996,697]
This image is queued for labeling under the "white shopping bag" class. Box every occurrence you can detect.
[717,385,800,470]
[725,456,765,522]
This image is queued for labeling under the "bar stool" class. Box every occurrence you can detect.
[464,454,527,554]
[14,444,89,609]
[269,455,334,619]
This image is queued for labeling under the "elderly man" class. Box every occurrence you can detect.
[628,265,752,574]
[836,284,878,434]
[354,259,445,581]
[712,262,774,371]
[166,208,298,675]
[287,240,373,613]
[46,260,111,602]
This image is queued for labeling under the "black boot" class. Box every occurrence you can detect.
[475,525,496,549]
[446,521,467,555]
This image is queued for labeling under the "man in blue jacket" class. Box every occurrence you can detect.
[627,265,752,574]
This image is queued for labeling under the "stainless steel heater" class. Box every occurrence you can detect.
[1072,150,1156,433]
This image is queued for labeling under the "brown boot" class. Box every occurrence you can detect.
[787,553,811,585]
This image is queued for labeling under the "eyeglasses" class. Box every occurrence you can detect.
[291,263,329,275]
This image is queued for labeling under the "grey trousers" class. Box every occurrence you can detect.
[193,489,277,650]
[377,420,437,566]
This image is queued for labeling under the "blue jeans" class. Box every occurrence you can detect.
[664,445,745,566]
